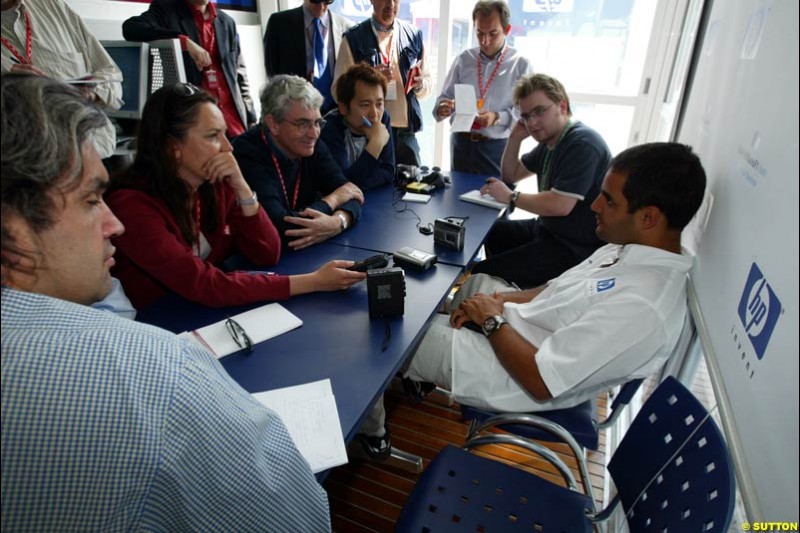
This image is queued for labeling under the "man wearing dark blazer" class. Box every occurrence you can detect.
[264,0,352,113]
[123,0,256,137]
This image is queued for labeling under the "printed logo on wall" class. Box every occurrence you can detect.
[737,262,782,360]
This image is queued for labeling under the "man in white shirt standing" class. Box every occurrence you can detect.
[360,142,706,447]
[434,0,533,175]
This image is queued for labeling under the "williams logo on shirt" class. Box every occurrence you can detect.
[737,262,781,360]
[596,278,616,293]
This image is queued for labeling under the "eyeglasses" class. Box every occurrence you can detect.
[515,104,554,124]
[225,316,254,354]
[309,0,334,4]
[172,83,202,97]
[282,118,326,134]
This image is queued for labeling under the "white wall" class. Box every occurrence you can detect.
[678,0,799,521]
[67,0,270,116]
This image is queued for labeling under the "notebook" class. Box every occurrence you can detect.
[180,303,302,358]
[459,189,506,209]
[403,191,432,203]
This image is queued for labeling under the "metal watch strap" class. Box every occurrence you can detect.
[482,315,508,338]
[236,191,258,207]
[337,212,348,230]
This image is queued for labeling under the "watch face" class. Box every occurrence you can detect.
[482,316,498,336]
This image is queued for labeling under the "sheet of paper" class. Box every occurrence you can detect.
[403,192,432,203]
[180,303,302,359]
[253,379,348,474]
[459,189,507,209]
[451,84,478,132]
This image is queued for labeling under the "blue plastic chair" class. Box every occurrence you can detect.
[395,376,736,532]
[461,377,644,450]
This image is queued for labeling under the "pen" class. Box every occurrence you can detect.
[361,115,372,128]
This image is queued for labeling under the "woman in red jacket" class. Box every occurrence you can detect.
[107,84,364,309]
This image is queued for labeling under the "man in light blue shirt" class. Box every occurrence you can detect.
[434,0,533,175]
[1,74,330,532]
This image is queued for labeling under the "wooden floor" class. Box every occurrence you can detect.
[323,388,608,533]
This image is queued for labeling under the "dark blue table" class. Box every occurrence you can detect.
[137,243,463,445]
[329,172,503,267]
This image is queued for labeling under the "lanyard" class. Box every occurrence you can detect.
[0,9,32,65]
[378,32,394,66]
[541,120,574,187]
[261,129,302,210]
[476,45,508,110]
[193,195,202,255]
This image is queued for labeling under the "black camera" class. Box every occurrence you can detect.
[367,267,406,318]
[395,164,419,186]
[434,217,466,251]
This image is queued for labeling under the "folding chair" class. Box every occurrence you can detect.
[395,376,736,532]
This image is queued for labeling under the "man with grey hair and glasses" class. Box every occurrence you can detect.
[1,74,331,532]
[234,74,363,251]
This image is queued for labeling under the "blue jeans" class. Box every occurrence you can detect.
[450,132,507,176]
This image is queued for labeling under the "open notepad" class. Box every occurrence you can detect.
[459,189,507,209]
[180,303,302,358]
[253,379,348,473]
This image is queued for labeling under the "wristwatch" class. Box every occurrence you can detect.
[337,212,349,230]
[482,315,508,338]
[508,190,520,214]
[236,191,258,207]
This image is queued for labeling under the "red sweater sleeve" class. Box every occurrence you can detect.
[107,187,291,309]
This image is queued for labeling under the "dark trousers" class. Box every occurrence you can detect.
[450,133,507,176]
[392,127,421,166]
[471,218,589,289]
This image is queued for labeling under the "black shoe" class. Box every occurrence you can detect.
[402,378,436,404]
[356,429,392,461]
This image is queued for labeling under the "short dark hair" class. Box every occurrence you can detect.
[1,74,107,279]
[473,1,511,28]
[334,63,387,107]
[611,142,707,231]
[111,84,220,245]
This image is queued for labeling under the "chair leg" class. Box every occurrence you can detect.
[386,447,424,473]
[348,442,424,474]
[466,418,480,440]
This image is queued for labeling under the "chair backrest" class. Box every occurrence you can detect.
[608,377,736,532]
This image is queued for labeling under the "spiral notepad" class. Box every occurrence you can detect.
[180,303,302,358]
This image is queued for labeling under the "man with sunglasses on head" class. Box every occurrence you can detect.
[233,74,363,251]
[264,0,352,114]
[474,73,612,288]
[434,0,533,176]
[123,0,256,137]
[333,0,431,167]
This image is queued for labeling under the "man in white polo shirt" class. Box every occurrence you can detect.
[358,142,706,454]
[410,142,706,412]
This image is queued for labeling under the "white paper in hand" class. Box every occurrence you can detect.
[451,84,478,132]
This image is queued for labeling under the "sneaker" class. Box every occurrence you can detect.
[356,429,392,461]
[402,378,436,404]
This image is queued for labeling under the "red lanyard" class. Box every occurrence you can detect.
[262,129,302,210]
[379,32,394,66]
[1,9,32,65]
[193,195,202,255]
[476,45,508,110]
